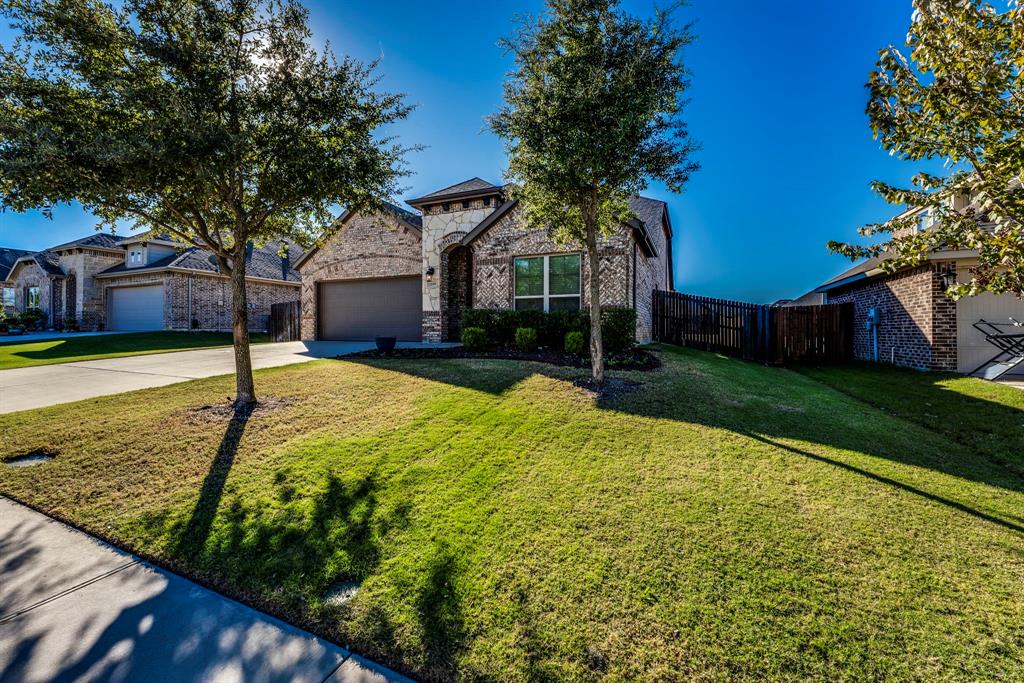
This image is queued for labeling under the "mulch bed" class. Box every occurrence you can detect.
[340,346,661,372]
[182,397,297,424]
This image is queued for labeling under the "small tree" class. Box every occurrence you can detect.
[489,0,698,382]
[0,0,412,405]
[830,0,1024,298]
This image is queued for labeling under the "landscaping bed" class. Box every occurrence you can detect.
[342,345,661,371]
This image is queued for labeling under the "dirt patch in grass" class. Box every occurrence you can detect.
[342,346,661,371]
[573,377,643,400]
[182,397,296,424]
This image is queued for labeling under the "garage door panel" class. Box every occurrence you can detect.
[319,277,421,341]
[108,285,165,331]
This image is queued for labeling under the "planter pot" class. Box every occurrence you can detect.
[375,336,397,352]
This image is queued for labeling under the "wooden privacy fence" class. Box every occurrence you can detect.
[653,291,854,365]
[269,300,301,342]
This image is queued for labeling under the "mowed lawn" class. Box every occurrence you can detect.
[0,331,270,370]
[1,346,1023,681]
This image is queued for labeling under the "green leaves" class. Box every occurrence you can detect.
[833,0,1024,298]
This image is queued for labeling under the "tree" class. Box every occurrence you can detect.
[829,0,1024,298]
[489,0,698,382]
[0,0,412,405]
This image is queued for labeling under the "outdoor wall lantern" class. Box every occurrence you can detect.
[939,265,957,290]
[425,265,435,280]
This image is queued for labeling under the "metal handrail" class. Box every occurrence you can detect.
[971,318,1024,378]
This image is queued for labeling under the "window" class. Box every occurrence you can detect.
[129,249,143,265]
[25,286,40,309]
[1,287,13,307]
[514,254,581,312]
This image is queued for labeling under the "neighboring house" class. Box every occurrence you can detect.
[296,177,674,343]
[4,233,301,332]
[813,232,1024,375]
[1,247,34,316]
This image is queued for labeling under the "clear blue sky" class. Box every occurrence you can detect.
[0,1,926,303]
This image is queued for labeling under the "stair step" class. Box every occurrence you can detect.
[981,357,1024,380]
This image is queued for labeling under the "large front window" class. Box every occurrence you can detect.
[514,254,581,312]
[1,287,14,307]
[25,286,40,309]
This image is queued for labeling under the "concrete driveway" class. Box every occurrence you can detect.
[0,341,379,414]
[0,496,410,682]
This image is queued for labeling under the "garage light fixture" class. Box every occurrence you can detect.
[425,266,435,280]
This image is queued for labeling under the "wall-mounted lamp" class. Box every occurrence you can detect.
[939,265,957,290]
[425,265,435,281]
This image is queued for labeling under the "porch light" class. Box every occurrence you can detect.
[939,265,957,290]
[425,266,435,280]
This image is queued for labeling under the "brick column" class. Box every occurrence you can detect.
[930,262,958,371]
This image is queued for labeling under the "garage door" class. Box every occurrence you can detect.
[957,290,1024,373]
[319,277,421,341]
[108,285,165,331]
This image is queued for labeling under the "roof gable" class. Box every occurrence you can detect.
[294,203,422,270]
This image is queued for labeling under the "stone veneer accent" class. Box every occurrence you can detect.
[6,261,54,323]
[826,262,957,370]
[297,210,422,340]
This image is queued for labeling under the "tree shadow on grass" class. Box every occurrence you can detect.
[343,347,1024,534]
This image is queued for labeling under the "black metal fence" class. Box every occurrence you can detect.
[653,291,853,365]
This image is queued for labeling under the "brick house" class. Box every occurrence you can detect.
[815,253,1024,375]
[2,233,301,332]
[296,178,674,343]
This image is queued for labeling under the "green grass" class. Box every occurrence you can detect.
[0,331,270,369]
[1,346,1023,681]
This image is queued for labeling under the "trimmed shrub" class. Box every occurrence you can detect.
[514,327,538,352]
[461,326,488,351]
[540,309,587,348]
[601,308,638,353]
[19,307,46,331]
[564,330,585,355]
[462,308,497,332]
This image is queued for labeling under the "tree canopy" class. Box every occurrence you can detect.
[830,0,1024,298]
[489,0,698,380]
[0,0,414,403]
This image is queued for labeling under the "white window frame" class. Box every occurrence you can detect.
[25,286,40,309]
[513,253,582,312]
[1,287,14,307]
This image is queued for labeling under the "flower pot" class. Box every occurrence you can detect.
[375,336,397,352]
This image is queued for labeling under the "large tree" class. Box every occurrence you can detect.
[0,0,412,405]
[830,0,1023,298]
[489,0,698,382]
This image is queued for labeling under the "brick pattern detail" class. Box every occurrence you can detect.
[422,310,442,342]
[442,246,472,341]
[826,262,958,370]
[297,210,422,340]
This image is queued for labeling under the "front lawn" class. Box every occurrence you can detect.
[1,346,1022,681]
[0,331,270,370]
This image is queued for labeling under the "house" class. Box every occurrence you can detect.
[1,247,34,316]
[812,219,1024,375]
[3,233,302,332]
[296,178,674,343]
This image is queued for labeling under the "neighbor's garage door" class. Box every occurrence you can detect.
[957,290,1024,373]
[319,277,421,341]
[108,285,165,331]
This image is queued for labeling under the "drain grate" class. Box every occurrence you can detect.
[4,451,56,468]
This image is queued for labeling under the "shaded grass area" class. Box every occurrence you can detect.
[798,362,1024,473]
[2,346,1023,681]
[0,331,270,369]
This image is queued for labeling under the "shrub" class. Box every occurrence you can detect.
[63,318,80,331]
[541,309,587,348]
[564,330,585,355]
[493,309,522,347]
[601,308,637,354]
[19,307,46,331]
[461,326,488,351]
[462,308,497,332]
[514,327,538,352]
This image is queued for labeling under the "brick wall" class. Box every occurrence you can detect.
[297,210,422,340]
[632,223,670,344]
[826,262,958,370]
[8,262,53,324]
[58,249,125,330]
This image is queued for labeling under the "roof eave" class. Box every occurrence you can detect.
[406,186,504,209]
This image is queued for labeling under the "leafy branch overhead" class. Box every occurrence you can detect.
[829,0,1024,298]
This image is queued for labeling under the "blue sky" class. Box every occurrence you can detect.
[1,1,926,302]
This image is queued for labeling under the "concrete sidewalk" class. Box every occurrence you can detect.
[0,340,441,413]
[0,496,412,683]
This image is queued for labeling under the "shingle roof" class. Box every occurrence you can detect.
[629,196,668,237]
[815,256,887,292]
[98,238,304,282]
[0,248,34,281]
[30,251,65,276]
[48,232,128,252]
[382,200,422,228]
[406,178,503,207]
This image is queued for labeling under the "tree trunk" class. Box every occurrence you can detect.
[585,219,604,384]
[229,252,256,406]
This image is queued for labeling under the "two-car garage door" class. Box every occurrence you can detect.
[108,285,165,331]
[318,277,421,341]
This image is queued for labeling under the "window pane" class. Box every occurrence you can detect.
[549,254,580,295]
[514,257,544,297]
[548,296,581,312]
[27,287,40,308]
[2,288,13,306]
[514,297,544,311]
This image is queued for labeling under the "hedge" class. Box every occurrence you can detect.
[462,307,636,353]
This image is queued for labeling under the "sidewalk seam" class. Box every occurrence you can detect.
[0,559,140,624]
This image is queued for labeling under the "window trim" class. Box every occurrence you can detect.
[513,253,582,312]
[1,287,14,307]
[25,286,40,309]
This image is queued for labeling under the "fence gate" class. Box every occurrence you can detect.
[269,301,301,342]
[653,291,853,365]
